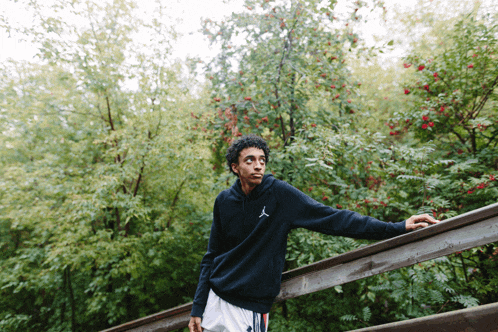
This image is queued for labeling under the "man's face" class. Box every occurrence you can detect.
[231,147,266,188]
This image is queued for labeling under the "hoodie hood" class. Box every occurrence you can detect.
[231,174,275,201]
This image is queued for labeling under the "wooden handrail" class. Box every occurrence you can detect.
[276,202,498,301]
[102,202,498,332]
[348,302,498,332]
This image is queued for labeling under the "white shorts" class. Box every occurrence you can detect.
[201,289,269,332]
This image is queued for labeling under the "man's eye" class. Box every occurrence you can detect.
[247,158,253,163]
[260,159,266,164]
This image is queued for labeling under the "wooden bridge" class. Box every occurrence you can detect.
[102,202,498,332]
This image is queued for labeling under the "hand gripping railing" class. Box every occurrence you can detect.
[102,202,498,332]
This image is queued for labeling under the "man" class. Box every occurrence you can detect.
[189,134,438,332]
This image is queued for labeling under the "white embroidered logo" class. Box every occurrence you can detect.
[259,206,269,218]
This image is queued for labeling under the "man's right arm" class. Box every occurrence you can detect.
[190,196,224,318]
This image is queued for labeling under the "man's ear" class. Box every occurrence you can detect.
[231,163,239,175]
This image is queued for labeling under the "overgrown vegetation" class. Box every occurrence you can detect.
[0,0,497,331]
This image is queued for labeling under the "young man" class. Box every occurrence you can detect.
[189,134,438,332]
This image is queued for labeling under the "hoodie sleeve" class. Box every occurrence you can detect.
[191,195,224,318]
[277,181,406,240]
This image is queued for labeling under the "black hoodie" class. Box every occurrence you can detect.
[191,174,406,317]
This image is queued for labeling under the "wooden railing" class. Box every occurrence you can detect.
[102,202,498,332]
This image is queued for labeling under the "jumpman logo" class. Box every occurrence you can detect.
[259,206,269,218]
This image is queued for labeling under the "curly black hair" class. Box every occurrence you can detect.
[225,134,270,177]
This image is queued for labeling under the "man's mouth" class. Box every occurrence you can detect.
[252,174,263,178]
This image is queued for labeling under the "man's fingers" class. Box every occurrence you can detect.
[414,222,428,229]
[406,214,440,231]
[189,323,201,332]
[412,214,439,224]
[416,214,439,224]
[189,317,203,332]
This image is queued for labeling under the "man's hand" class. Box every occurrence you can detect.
[189,316,203,332]
[405,214,439,231]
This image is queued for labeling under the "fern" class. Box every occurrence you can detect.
[443,285,456,294]
[340,314,357,322]
[362,307,372,322]
[397,175,424,181]
[435,272,449,283]
[452,295,479,308]
[428,290,445,304]
[416,205,432,215]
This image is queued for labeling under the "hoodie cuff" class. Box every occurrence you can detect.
[191,303,205,318]
[398,220,407,234]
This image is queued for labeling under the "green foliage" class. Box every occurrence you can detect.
[0,0,215,330]
[267,10,498,332]
[393,16,498,155]
[198,0,383,172]
[1,0,498,331]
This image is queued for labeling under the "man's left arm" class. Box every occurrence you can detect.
[279,181,438,240]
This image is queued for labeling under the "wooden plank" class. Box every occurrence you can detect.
[100,303,192,332]
[276,214,498,301]
[348,302,498,332]
[125,311,191,332]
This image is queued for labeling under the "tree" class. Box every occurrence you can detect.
[198,0,386,175]
[0,0,214,330]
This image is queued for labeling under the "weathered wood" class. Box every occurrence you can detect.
[100,303,192,332]
[101,202,498,332]
[276,214,498,301]
[348,302,498,332]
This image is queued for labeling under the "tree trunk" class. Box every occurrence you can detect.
[66,267,77,332]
